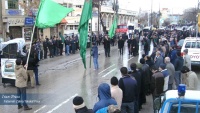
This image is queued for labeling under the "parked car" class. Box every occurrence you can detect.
[181,37,200,66]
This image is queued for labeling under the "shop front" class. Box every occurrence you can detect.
[7,17,35,41]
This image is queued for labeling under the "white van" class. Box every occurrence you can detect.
[181,37,200,66]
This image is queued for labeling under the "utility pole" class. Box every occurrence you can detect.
[0,0,2,40]
[151,0,153,27]
[148,11,150,26]
[197,0,199,37]
[116,0,119,18]
[97,0,100,38]
[158,1,161,28]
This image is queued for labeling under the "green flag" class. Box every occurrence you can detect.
[108,16,118,39]
[36,0,74,28]
[78,0,92,69]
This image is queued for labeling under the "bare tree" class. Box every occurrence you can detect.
[151,12,160,28]
[93,0,110,33]
[182,8,197,23]
[162,18,170,26]
[18,0,40,16]
[138,13,148,27]
[138,11,160,27]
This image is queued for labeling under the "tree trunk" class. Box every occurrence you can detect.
[99,13,107,33]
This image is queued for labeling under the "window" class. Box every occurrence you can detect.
[75,25,78,30]
[88,23,91,31]
[95,23,98,31]
[3,43,18,58]
[128,26,134,30]
[185,42,191,48]
[170,103,200,113]
[8,0,18,9]
[191,42,196,48]
[67,26,70,30]
[68,4,73,8]
[76,5,82,8]
[196,42,200,48]
[70,25,73,30]
[117,25,127,29]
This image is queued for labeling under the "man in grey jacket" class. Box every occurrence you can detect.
[154,51,164,69]
[165,57,175,90]
[15,58,32,110]
[183,49,191,70]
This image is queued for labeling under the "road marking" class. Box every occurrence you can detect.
[46,93,78,113]
[98,64,115,74]
[102,68,116,77]
[128,57,134,61]
[34,105,46,113]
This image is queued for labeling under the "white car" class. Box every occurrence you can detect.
[181,37,200,66]
[155,90,200,113]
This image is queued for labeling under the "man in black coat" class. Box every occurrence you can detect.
[22,53,36,88]
[127,38,133,55]
[118,36,124,55]
[143,38,149,55]
[103,35,111,57]
[129,63,141,113]
[58,38,63,55]
[55,37,60,55]
[131,36,137,56]
[139,58,151,104]
[52,37,57,56]
[71,37,76,54]
[43,37,48,59]
[174,51,184,89]
[48,39,54,58]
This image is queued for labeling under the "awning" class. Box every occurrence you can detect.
[60,18,67,24]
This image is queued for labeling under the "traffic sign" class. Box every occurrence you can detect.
[24,17,34,26]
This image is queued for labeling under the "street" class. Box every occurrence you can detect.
[0,43,200,113]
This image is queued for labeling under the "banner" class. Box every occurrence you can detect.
[1,58,16,79]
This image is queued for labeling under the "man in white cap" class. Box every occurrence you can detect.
[73,96,94,113]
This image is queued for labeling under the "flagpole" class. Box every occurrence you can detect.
[89,19,92,68]
[26,24,35,70]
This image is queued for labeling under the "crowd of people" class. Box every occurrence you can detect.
[13,27,200,112]
[72,28,199,113]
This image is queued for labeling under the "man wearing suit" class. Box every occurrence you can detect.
[103,35,111,57]
[154,51,164,69]
[165,57,175,90]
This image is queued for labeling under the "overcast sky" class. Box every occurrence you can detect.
[117,0,198,14]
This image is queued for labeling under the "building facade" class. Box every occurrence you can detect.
[0,0,36,41]
[64,4,138,36]
[0,0,71,41]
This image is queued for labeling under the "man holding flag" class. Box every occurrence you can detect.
[20,0,74,110]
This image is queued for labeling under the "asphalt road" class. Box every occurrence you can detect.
[0,42,199,113]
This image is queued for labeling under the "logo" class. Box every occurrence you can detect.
[190,55,200,59]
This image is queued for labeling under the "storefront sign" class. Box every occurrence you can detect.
[1,59,16,80]
[6,9,22,16]
[8,18,25,26]
[25,17,34,26]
